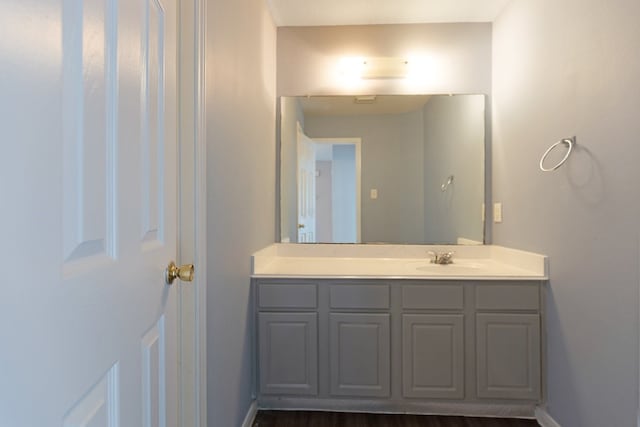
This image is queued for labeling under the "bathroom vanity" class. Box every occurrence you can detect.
[251,244,547,417]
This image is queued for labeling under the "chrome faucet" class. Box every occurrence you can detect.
[427,250,455,265]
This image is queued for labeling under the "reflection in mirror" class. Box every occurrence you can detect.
[279,94,486,245]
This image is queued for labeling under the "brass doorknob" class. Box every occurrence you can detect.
[165,261,195,285]
[298,224,305,229]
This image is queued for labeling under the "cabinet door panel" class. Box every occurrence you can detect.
[329,313,390,397]
[476,313,540,400]
[402,314,464,398]
[259,312,318,395]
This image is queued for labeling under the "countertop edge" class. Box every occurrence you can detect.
[251,274,549,281]
[251,244,548,279]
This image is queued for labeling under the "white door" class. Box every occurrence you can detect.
[0,0,181,426]
[297,123,317,242]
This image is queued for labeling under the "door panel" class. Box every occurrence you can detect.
[142,316,167,427]
[62,0,118,269]
[476,313,541,400]
[141,0,166,246]
[0,0,179,425]
[259,312,319,396]
[402,314,465,399]
[62,365,119,427]
[297,122,316,242]
[329,313,391,397]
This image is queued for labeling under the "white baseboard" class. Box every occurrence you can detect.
[241,400,258,427]
[535,406,562,427]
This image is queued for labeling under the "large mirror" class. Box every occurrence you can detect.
[278,94,486,245]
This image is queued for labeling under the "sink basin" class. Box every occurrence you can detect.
[405,260,485,273]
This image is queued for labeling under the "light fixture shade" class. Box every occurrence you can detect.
[360,57,408,79]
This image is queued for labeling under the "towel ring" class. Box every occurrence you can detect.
[539,137,575,172]
[441,175,454,192]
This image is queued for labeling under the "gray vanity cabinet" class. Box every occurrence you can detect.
[328,283,391,397]
[476,313,540,400]
[400,283,465,399]
[475,284,541,400]
[257,282,319,396]
[254,279,543,412]
[258,312,318,396]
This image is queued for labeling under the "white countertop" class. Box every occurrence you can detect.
[251,244,548,281]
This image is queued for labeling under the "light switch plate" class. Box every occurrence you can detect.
[370,189,378,199]
[493,202,503,223]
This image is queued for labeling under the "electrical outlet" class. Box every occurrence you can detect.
[370,189,378,199]
[494,202,503,223]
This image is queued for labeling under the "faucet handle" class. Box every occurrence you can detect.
[427,250,455,264]
[441,251,455,260]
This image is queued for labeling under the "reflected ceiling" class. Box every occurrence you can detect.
[267,0,512,27]
[299,95,432,117]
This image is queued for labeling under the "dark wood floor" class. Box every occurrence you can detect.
[252,411,540,427]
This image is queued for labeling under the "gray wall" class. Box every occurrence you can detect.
[277,23,492,96]
[423,95,485,244]
[279,97,305,242]
[493,1,640,426]
[305,111,425,243]
[331,145,357,243]
[205,0,276,425]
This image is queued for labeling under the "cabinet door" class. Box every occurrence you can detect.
[259,312,318,396]
[476,313,540,400]
[402,314,464,399]
[329,313,391,397]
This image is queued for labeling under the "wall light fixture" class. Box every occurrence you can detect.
[361,57,409,79]
[340,57,409,80]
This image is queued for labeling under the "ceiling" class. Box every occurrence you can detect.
[267,0,512,27]
[299,95,432,117]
